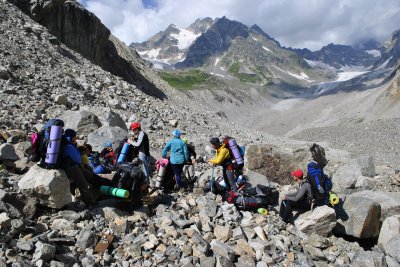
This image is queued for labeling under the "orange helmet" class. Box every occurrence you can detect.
[130,122,141,131]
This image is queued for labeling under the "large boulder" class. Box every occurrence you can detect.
[378,215,400,250]
[333,155,375,191]
[245,144,308,185]
[87,126,128,152]
[59,110,101,136]
[294,205,336,237]
[18,165,72,209]
[351,251,387,267]
[104,111,127,131]
[334,194,381,239]
[347,191,400,221]
[385,236,400,263]
[0,143,19,162]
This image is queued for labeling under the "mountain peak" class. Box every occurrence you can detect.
[250,24,280,46]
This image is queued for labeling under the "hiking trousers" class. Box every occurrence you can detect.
[171,163,184,188]
[223,167,237,192]
[183,164,195,181]
[138,152,149,183]
[279,199,311,223]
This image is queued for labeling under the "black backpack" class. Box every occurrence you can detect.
[310,143,328,168]
[226,184,279,210]
[30,119,65,168]
[306,162,332,206]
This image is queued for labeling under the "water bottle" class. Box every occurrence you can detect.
[317,185,325,194]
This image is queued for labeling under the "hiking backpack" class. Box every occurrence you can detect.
[30,119,65,168]
[226,184,279,210]
[306,162,332,206]
[222,136,245,170]
[310,143,328,168]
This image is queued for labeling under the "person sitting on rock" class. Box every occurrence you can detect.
[182,137,196,184]
[126,122,150,184]
[91,142,114,174]
[162,129,189,191]
[61,129,112,205]
[78,145,91,170]
[208,137,237,192]
[279,169,312,223]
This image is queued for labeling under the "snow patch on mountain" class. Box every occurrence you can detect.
[138,48,161,59]
[376,56,393,70]
[262,46,272,52]
[366,50,381,57]
[336,71,368,81]
[273,65,314,82]
[171,28,201,50]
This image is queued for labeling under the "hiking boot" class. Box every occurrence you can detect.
[179,187,186,193]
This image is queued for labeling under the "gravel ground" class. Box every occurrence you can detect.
[292,117,400,168]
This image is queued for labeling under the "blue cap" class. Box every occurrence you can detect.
[106,142,112,147]
[172,129,181,137]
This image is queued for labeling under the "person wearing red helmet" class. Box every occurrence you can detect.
[127,122,150,183]
[279,169,312,223]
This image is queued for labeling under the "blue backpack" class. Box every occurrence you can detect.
[306,162,332,206]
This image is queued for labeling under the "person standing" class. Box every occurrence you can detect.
[182,137,196,183]
[162,129,189,191]
[127,122,150,183]
[208,137,237,192]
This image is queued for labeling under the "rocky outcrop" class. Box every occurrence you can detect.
[335,194,381,239]
[18,165,72,209]
[8,0,169,99]
[378,215,400,250]
[87,126,128,152]
[294,206,336,237]
[59,110,101,136]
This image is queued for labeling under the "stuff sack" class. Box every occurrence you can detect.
[307,162,332,206]
[310,143,328,168]
[30,119,65,168]
[226,184,278,210]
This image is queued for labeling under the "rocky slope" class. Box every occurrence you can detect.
[8,0,172,99]
[1,1,400,267]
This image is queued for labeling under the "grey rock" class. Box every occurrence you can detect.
[18,165,72,209]
[169,120,178,127]
[104,111,127,131]
[0,143,19,162]
[351,251,386,267]
[0,201,21,218]
[51,219,76,232]
[335,194,381,238]
[125,243,142,258]
[174,219,195,229]
[54,95,70,106]
[200,256,215,267]
[305,234,329,249]
[386,236,400,263]
[386,256,400,267]
[0,66,10,80]
[236,255,255,267]
[210,240,235,262]
[0,212,11,229]
[33,241,56,261]
[76,229,97,249]
[87,126,128,152]
[16,240,34,251]
[333,155,375,190]
[294,205,336,237]
[378,215,400,250]
[59,110,101,136]
[303,245,326,261]
[214,224,233,242]
[348,191,400,221]
[216,256,234,267]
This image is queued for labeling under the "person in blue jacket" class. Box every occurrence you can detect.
[61,129,111,204]
[162,129,189,191]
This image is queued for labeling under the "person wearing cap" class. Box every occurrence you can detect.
[208,137,237,192]
[162,129,189,191]
[127,122,150,183]
[279,169,312,223]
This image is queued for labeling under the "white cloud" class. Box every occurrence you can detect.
[81,0,400,51]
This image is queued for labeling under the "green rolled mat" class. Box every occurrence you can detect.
[100,185,129,199]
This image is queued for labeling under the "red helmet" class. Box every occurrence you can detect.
[130,122,141,131]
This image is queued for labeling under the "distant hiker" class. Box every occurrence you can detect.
[162,129,189,191]
[279,169,312,223]
[208,137,238,192]
[127,122,150,183]
[182,137,196,183]
[61,129,112,205]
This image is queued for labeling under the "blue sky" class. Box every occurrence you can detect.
[80,0,400,51]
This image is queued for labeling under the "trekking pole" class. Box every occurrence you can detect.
[210,166,215,193]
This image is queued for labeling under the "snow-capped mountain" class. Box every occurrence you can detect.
[129,18,214,68]
[372,29,400,70]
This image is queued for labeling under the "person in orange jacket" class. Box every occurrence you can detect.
[208,137,237,192]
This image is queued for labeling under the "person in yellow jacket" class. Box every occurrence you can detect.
[208,137,237,192]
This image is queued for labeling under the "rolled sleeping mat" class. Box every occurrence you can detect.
[329,192,339,205]
[228,139,244,165]
[155,164,167,188]
[45,125,63,165]
[100,185,129,198]
[117,143,130,164]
